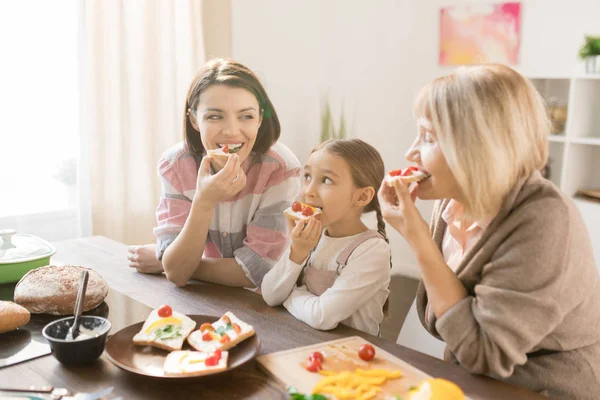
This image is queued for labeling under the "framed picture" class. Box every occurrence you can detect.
[439,2,522,65]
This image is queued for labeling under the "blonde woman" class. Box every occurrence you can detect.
[379,64,600,399]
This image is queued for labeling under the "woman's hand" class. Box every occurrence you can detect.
[193,154,247,207]
[377,179,429,245]
[288,217,322,265]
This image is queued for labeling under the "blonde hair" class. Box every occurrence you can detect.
[414,64,550,220]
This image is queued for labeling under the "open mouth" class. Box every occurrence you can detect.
[218,143,244,154]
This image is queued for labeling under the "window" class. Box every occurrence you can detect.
[0,1,83,240]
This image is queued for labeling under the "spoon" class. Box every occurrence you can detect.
[66,270,89,341]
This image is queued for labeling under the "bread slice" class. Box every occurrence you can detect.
[133,308,196,352]
[0,301,31,333]
[163,350,229,377]
[385,169,429,186]
[187,311,254,353]
[284,203,323,222]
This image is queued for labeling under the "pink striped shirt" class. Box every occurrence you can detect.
[153,141,301,286]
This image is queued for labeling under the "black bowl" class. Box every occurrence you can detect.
[42,316,111,365]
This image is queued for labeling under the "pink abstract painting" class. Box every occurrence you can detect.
[439,2,521,65]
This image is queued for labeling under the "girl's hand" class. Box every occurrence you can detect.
[288,217,322,265]
[377,179,429,245]
[193,154,247,207]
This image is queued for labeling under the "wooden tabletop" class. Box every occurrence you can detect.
[0,236,548,399]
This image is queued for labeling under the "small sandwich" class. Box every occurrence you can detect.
[187,311,255,353]
[163,349,229,377]
[206,143,243,159]
[133,305,196,352]
[284,201,322,222]
[385,166,430,186]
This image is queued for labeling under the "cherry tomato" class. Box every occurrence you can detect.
[199,323,214,332]
[305,358,322,372]
[232,323,242,334]
[220,334,231,344]
[309,351,324,363]
[202,331,212,341]
[389,169,402,177]
[291,201,303,212]
[301,206,314,216]
[221,315,231,324]
[157,305,172,318]
[205,349,222,367]
[222,144,229,154]
[358,344,375,361]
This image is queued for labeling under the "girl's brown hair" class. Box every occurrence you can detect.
[184,58,280,157]
[315,139,389,245]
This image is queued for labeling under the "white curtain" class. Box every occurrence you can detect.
[82,0,205,244]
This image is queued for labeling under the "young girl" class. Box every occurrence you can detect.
[379,64,600,399]
[261,139,391,336]
[128,58,301,289]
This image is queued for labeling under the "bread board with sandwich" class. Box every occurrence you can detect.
[284,202,322,222]
[385,166,430,185]
[206,143,243,160]
[105,308,260,378]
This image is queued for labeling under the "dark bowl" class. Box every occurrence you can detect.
[42,316,111,365]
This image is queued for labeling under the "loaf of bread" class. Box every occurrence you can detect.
[0,301,31,333]
[14,265,109,315]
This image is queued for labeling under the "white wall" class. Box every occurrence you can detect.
[231,0,600,278]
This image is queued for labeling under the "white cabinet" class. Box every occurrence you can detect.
[531,75,600,268]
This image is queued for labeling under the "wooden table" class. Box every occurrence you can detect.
[0,236,548,399]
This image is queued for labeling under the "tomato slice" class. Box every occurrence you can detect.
[389,169,402,177]
[202,332,212,342]
[301,206,314,216]
[291,201,303,212]
[222,144,229,154]
[305,358,322,372]
[220,334,231,344]
[232,323,242,334]
[221,315,231,324]
[309,351,324,363]
[199,323,214,332]
[157,305,172,318]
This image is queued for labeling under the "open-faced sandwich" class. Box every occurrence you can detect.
[163,349,229,377]
[385,166,430,185]
[284,201,322,222]
[133,305,197,351]
[187,311,254,353]
[206,143,243,159]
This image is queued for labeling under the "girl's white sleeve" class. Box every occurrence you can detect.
[260,247,308,306]
[282,239,391,330]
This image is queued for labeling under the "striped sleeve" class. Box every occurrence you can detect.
[234,158,301,287]
[152,146,197,260]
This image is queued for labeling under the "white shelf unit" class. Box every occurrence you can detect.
[530,75,600,267]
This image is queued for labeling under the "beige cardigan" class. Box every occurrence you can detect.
[416,171,600,399]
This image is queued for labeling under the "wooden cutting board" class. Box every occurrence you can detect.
[257,336,432,399]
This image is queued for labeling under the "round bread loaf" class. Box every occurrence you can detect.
[0,301,31,333]
[14,265,108,315]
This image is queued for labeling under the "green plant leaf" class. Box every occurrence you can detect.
[154,324,182,340]
[216,323,232,336]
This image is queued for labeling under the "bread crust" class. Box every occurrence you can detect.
[0,301,31,333]
[13,265,108,315]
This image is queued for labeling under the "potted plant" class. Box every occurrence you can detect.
[320,97,348,143]
[578,35,600,74]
